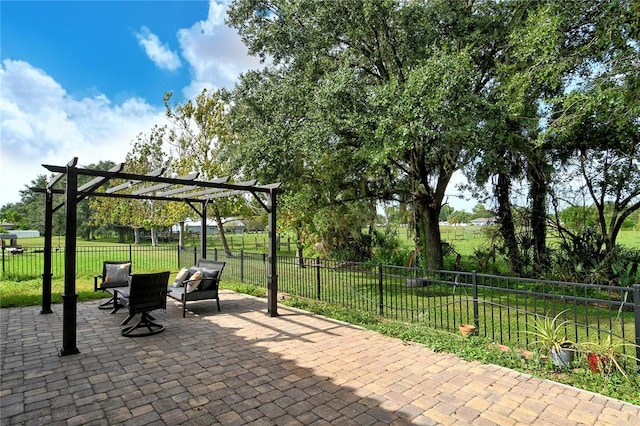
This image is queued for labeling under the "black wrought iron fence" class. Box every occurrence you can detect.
[3,245,639,367]
[1,245,178,277]
[219,251,640,369]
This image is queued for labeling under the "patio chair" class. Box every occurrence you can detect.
[119,271,170,337]
[167,259,225,317]
[94,261,131,313]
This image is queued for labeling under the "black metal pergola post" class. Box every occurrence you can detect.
[201,201,207,260]
[41,188,54,314]
[60,159,80,356]
[38,158,281,356]
[267,188,278,316]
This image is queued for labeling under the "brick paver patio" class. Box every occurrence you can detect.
[1,290,639,425]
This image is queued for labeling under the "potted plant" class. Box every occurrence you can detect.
[459,323,477,337]
[523,311,575,368]
[576,334,640,379]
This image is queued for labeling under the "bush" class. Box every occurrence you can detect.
[370,228,412,266]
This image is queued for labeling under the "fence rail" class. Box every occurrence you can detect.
[2,245,639,367]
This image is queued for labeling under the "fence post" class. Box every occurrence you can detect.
[633,284,640,373]
[240,250,245,282]
[1,248,4,272]
[472,270,479,330]
[177,245,180,269]
[316,257,321,300]
[378,263,384,316]
[193,246,197,265]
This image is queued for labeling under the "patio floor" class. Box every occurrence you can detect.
[1,291,639,425]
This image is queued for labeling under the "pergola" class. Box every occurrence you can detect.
[39,158,280,356]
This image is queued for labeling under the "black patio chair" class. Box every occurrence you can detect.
[94,261,132,313]
[119,271,170,337]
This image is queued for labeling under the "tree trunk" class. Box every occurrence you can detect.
[150,228,158,247]
[528,149,549,271]
[213,206,232,256]
[496,172,522,275]
[295,227,305,267]
[117,227,125,244]
[133,227,141,245]
[178,221,186,250]
[414,199,443,270]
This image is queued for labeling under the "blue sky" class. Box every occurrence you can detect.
[2,1,209,105]
[0,0,263,206]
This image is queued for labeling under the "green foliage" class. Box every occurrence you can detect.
[370,228,411,266]
[221,282,267,298]
[523,310,573,352]
[576,334,640,380]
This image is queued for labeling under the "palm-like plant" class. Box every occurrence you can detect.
[577,334,640,379]
[524,310,573,353]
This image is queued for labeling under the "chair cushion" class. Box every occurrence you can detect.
[198,268,219,291]
[185,271,202,293]
[172,268,190,287]
[105,263,130,283]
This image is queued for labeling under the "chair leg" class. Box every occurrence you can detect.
[216,299,220,312]
[111,291,124,314]
[121,313,164,337]
[120,313,134,326]
[98,292,115,309]
[98,291,124,313]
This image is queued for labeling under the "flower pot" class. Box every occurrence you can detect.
[549,342,574,368]
[587,353,608,373]
[459,324,477,337]
[406,278,427,288]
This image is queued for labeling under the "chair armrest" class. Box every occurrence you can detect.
[94,274,103,292]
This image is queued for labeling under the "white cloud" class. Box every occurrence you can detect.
[136,26,182,71]
[176,0,264,97]
[0,59,164,205]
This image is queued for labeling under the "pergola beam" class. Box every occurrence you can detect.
[131,171,199,195]
[105,167,165,193]
[42,165,274,193]
[77,163,124,192]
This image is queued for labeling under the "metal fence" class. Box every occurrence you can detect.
[1,245,179,277]
[214,250,640,368]
[3,245,639,367]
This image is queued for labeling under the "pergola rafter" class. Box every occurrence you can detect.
[38,158,280,356]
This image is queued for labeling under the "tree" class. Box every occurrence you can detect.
[448,211,471,226]
[90,128,174,245]
[164,89,241,255]
[76,161,118,240]
[546,0,640,261]
[228,66,377,262]
[227,0,509,268]
[554,86,639,254]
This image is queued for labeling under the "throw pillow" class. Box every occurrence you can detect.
[186,271,202,293]
[198,268,219,291]
[172,268,190,287]
[105,263,130,283]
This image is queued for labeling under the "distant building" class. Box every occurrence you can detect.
[180,218,246,235]
[470,217,497,226]
[12,230,40,238]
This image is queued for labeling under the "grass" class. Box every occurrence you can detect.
[0,276,102,307]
